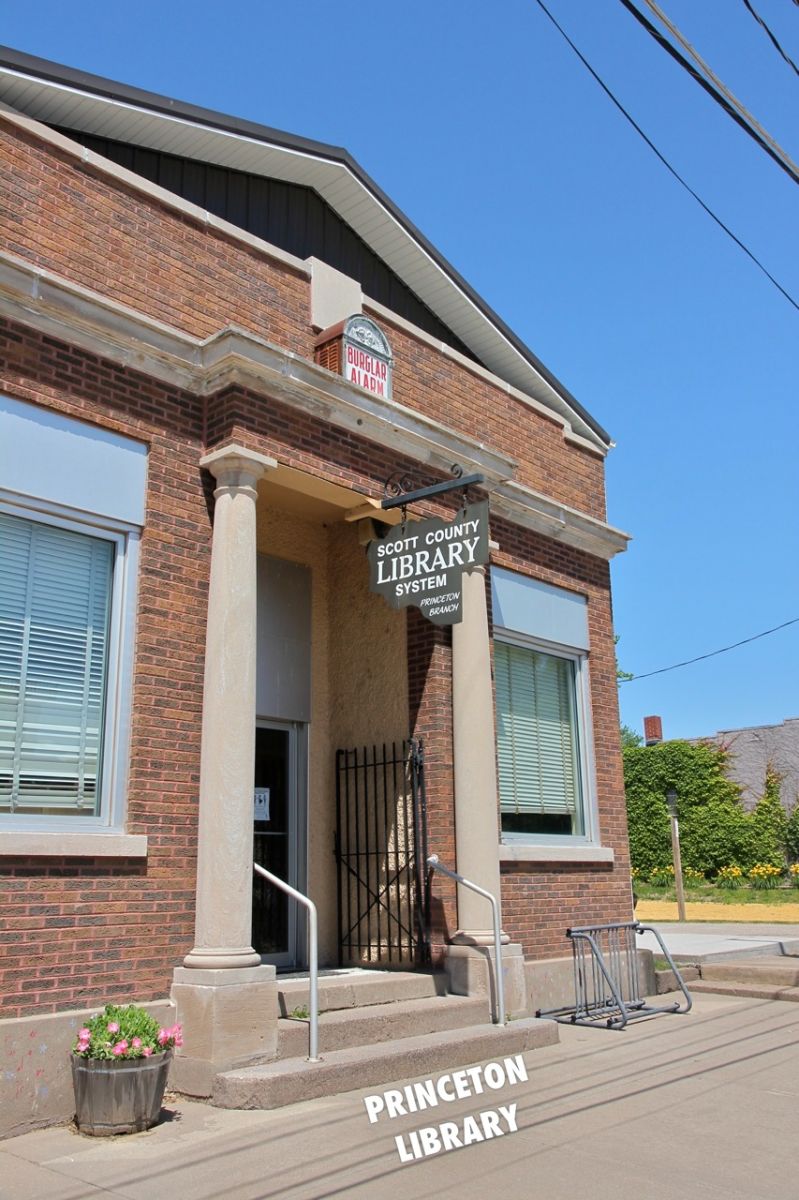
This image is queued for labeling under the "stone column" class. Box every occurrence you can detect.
[446,564,528,1017]
[184,443,276,969]
[451,564,505,945]
[172,443,280,1097]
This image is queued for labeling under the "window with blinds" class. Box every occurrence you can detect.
[494,640,584,837]
[0,512,113,817]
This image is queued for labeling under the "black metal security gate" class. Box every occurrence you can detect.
[335,739,429,967]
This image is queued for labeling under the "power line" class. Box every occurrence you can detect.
[531,0,799,312]
[741,0,799,78]
[623,0,799,185]
[620,617,799,682]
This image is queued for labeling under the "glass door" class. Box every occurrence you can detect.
[252,722,305,968]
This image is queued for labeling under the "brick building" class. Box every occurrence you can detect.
[0,48,632,1132]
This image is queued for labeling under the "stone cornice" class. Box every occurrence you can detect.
[491,481,630,560]
[0,252,515,482]
[0,251,629,559]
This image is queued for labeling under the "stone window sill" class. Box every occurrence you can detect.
[499,844,615,865]
[0,832,148,857]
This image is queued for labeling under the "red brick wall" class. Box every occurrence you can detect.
[490,517,633,958]
[368,305,608,520]
[0,321,209,1018]
[0,120,310,355]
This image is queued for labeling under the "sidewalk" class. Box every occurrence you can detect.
[638,919,799,963]
[1,991,796,1200]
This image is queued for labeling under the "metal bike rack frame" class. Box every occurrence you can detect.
[538,920,692,1030]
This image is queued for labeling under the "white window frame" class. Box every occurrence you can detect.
[494,625,600,849]
[0,491,140,840]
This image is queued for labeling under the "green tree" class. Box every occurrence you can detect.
[621,724,643,750]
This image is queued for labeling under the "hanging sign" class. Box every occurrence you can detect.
[253,789,270,822]
[368,501,489,626]
[342,316,393,399]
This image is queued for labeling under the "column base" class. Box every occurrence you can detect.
[445,942,529,1020]
[183,946,262,970]
[170,964,278,1097]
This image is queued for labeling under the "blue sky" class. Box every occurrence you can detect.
[3,0,796,741]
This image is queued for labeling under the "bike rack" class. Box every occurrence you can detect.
[538,920,692,1030]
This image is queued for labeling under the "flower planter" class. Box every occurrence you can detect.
[71,1049,172,1136]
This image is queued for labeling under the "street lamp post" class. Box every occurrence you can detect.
[666,788,687,923]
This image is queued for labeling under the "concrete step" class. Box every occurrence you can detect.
[700,957,799,987]
[213,1017,559,1110]
[277,969,446,1017]
[277,994,487,1058]
[691,980,799,1003]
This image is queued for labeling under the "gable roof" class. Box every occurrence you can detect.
[0,45,611,448]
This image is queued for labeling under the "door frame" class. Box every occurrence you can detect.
[254,717,308,970]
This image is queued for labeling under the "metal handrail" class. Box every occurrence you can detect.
[427,854,505,1026]
[253,863,320,1062]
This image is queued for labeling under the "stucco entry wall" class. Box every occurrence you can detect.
[327,523,408,751]
[255,511,407,966]
[256,505,335,961]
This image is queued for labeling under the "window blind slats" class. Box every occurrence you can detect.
[0,513,112,813]
[495,641,582,818]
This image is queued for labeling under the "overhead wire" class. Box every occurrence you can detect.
[619,624,796,681]
[741,0,799,77]
[531,0,799,312]
[624,0,799,185]
[620,617,799,682]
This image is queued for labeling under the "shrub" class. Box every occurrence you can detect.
[746,768,787,868]
[786,803,799,863]
[649,865,675,887]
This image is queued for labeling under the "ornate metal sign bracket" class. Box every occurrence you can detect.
[381,465,484,512]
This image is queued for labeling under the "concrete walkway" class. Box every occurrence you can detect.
[639,920,799,962]
[2,992,797,1200]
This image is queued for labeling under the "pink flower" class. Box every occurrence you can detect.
[107,1021,120,1035]
[170,1024,183,1048]
[78,1028,91,1040]
[131,1037,142,1049]
[142,1046,153,1057]
[157,1028,170,1046]
[111,1042,126,1057]
[76,1039,90,1053]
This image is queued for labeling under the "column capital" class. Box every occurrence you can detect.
[200,443,277,489]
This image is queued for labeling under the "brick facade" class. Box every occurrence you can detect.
[1,110,632,1019]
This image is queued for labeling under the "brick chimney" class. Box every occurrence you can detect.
[643,715,663,746]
